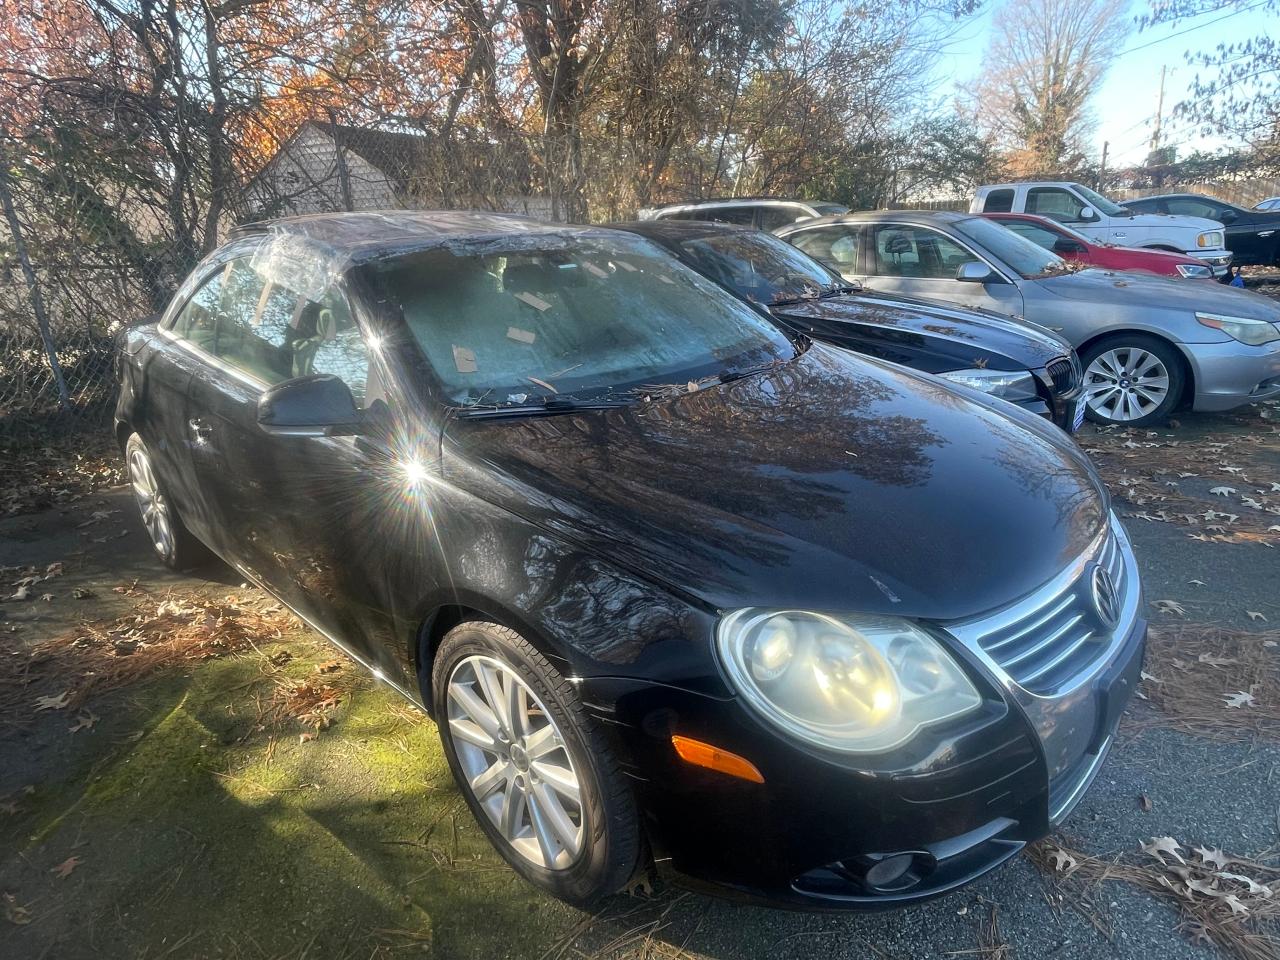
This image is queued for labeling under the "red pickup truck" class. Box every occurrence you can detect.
[983,212,1217,280]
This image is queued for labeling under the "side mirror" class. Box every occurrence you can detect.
[956,261,995,283]
[1077,205,1098,222]
[1218,210,1238,224]
[257,374,362,438]
[1052,238,1086,255]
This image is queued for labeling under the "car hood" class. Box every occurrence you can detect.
[772,293,1071,368]
[1114,212,1223,234]
[1034,269,1280,321]
[440,344,1107,621]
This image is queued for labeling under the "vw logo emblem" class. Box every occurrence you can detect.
[1090,564,1120,630]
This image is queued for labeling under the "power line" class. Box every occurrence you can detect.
[1107,0,1272,63]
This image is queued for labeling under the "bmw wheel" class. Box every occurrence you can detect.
[1080,336,1184,427]
[432,621,642,905]
[125,433,209,570]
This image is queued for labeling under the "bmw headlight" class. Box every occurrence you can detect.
[1197,231,1223,248]
[937,368,1038,400]
[716,610,982,753]
[1175,263,1213,279]
[1195,312,1280,346]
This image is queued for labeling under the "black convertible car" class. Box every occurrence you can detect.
[612,220,1085,432]
[115,212,1144,910]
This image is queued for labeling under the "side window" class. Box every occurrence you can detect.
[1165,197,1221,219]
[1026,188,1088,222]
[870,225,973,279]
[700,206,757,226]
[1003,221,1063,251]
[757,205,806,231]
[258,275,371,404]
[788,226,861,272]
[983,189,1015,213]
[170,259,278,379]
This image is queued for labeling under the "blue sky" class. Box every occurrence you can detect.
[929,0,1276,166]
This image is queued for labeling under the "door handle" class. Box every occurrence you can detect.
[188,418,212,442]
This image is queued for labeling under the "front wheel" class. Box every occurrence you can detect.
[432,621,643,906]
[1079,336,1185,426]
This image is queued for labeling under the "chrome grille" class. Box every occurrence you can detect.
[971,530,1125,695]
[1046,356,1079,394]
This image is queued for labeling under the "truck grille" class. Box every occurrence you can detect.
[1046,357,1079,394]
[969,529,1126,696]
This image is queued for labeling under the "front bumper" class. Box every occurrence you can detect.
[1186,249,1233,276]
[1181,337,1280,411]
[581,519,1145,910]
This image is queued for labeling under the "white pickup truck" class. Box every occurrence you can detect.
[971,181,1233,277]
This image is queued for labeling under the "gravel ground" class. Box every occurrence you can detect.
[1,403,1278,959]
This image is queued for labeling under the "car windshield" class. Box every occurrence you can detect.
[952,216,1068,279]
[809,202,851,215]
[372,232,797,408]
[1072,184,1130,217]
[676,230,847,306]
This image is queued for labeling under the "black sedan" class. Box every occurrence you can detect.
[1123,193,1280,266]
[611,220,1085,432]
[115,212,1144,910]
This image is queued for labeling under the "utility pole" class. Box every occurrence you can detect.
[1098,141,1109,189]
[1150,65,1166,155]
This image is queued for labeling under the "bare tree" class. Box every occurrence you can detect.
[975,0,1128,176]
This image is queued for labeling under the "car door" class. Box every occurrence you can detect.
[1023,186,1111,243]
[858,223,1024,316]
[178,249,401,678]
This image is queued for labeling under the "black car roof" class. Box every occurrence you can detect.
[230,210,616,263]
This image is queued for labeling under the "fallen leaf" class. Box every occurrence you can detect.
[1153,599,1187,617]
[1224,691,1256,708]
[1215,871,1273,897]
[39,593,53,602]
[1140,671,1162,684]
[34,691,72,711]
[51,855,81,879]
[1194,846,1230,870]
[1188,579,1206,586]
[299,731,318,744]
[1210,486,1237,496]
[3,893,31,925]
[1246,610,1267,622]
[1198,653,1237,666]
[316,661,342,674]
[9,585,30,601]
[1223,894,1249,916]
[1048,847,1076,872]
[1138,793,1153,812]
[1185,923,1213,947]
[1141,836,1186,864]
[67,711,99,734]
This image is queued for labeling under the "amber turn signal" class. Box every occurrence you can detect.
[671,735,764,784]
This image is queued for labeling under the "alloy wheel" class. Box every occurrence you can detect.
[1083,347,1170,422]
[446,655,585,870]
[128,446,175,560]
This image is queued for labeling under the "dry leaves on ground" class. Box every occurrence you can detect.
[1031,838,1280,960]
[0,435,125,518]
[0,589,297,723]
[1133,624,1279,740]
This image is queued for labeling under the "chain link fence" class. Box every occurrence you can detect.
[6,116,1280,443]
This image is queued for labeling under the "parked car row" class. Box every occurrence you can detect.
[646,193,1280,426]
[117,209,1147,914]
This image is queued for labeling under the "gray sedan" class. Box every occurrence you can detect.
[775,211,1280,426]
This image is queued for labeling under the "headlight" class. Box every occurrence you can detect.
[1195,312,1280,345]
[1197,231,1223,248]
[937,368,1038,400]
[716,610,982,753]
[1175,263,1213,279]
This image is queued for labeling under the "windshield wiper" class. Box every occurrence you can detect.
[457,395,632,418]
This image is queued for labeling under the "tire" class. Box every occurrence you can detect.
[432,621,642,906]
[124,433,210,570]
[1079,335,1185,427]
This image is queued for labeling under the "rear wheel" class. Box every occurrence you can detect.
[432,621,643,906]
[1080,336,1184,426]
[125,433,209,570]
